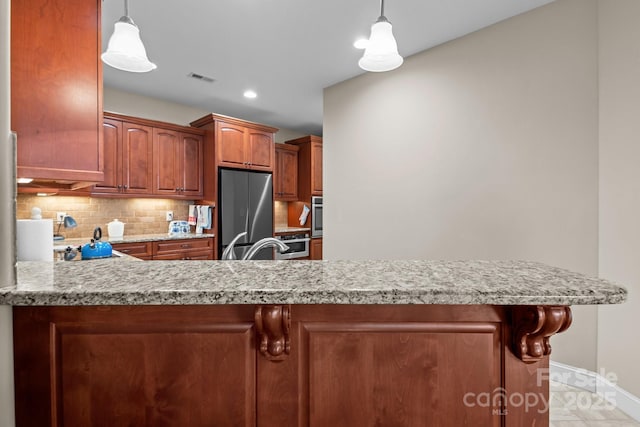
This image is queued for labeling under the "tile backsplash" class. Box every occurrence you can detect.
[17,195,191,239]
[274,201,288,227]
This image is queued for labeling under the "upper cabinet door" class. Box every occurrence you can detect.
[94,119,123,194]
[12,0,103,185]
[153,128,181,196]
[216,122,248,168]
[247,130,274,171]
[311,141,323,195]
[180,133,204,197]
[275,144,299,201]
[123,123,153,194]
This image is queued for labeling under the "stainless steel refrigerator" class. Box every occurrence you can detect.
[219,169,274,260]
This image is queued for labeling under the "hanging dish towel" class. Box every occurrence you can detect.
[196,205,211,229]
[188,205,198,226]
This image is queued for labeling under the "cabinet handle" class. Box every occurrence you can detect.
[175,187,180,192]
[180,244,192,249]
[117,185,122,190]
[123,184,128,190]
[121,249,131,253]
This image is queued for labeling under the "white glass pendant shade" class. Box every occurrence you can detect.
[101,17,157,73]
[358,18,403,72]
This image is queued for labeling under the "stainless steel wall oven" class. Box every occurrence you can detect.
[311,196,322,238]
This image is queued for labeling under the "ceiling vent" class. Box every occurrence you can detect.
[187,72,215,83]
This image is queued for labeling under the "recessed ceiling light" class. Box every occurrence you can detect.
[353,38,369,49]
[243,90,257,99]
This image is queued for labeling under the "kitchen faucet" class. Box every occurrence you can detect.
[221,232,247,260]
[241,238,289,260]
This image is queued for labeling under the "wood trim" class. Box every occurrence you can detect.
[275,143,299,153]
[190,113,279,133]
[104,112,205,135]
[283,135,322,146]
[16,166,104,184]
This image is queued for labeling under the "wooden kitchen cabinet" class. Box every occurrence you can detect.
[310,237,323,260]
[94,113,203,199]
[153,129,204,198]
[274,144,299,201]
[111,241,153,260]
[13,304,550,426]
[190,114,278,175]
[93,117,153,195]
[285,135,323,201]
[112,238,213,260]
[12,0,104,187]
[215,120,275,171]
[152,238,214,260]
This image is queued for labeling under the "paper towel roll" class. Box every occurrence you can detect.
[17,219,53,261]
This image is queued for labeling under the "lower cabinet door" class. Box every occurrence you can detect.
[13,306,257,427]
[255,305,549,427]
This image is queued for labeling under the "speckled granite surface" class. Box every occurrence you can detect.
[0,260,627,306]
[58,233,214,247]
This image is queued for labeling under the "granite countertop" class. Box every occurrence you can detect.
[0,260,627,306]
[58,233,214,247]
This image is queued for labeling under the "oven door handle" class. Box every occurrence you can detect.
[278,238,310,244]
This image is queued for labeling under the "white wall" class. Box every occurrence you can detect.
[0,0,16,423]
[324,0,599,370]
[104,87,306,143]
[597,0,640,398]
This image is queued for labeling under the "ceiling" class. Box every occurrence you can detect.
[102,0,555,136]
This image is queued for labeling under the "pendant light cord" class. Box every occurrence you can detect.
[124,0,129,17]
[380,0,385,18]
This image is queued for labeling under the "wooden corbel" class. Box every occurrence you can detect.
[254,305,291,361]
[511,305,572,363]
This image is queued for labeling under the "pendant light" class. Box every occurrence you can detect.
[101,0,157,73]
[358,0,403,72]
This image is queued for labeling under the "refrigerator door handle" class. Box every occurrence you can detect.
[245,206,251,241]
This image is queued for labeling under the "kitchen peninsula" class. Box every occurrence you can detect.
[0,260,626,426]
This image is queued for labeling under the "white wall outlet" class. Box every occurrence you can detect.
[56,212,66,223]
[166,211,174,221]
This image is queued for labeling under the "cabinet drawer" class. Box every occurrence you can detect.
[111,242,152,259]
[153,250,213,261]
[153,238,212,255]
